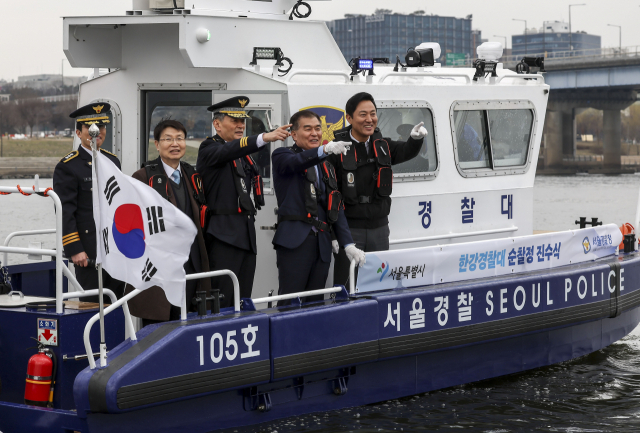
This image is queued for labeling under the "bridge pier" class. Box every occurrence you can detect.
[544,89,637,170]
[603,109,622,168]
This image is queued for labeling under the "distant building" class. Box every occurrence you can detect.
[328,11,482,65]
[14,74,86,91]
[511,21,601,57]
[0,94,10,102]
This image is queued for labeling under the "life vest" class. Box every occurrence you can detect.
[144,161,208,228]
[333,128,393,205]
[278,147,343,233]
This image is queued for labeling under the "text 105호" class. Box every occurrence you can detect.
[196,324,260,366]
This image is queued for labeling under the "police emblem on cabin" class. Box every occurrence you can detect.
[582,237,591,254]
[301,106,346,145]
[93,105,104,114]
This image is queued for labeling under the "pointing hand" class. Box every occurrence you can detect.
[410,122,428,140]
[263,124,292,143]
[324,141,351,156]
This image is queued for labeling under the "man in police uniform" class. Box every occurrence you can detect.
[53,103,125,299]
[272,110,365,304]
[329,92,428,286]
[197,96,290,308]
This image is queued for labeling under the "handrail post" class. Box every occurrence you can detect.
[45,190,65,314]
[3,229,56,265]
[349,259,356,294]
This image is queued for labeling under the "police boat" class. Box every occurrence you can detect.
[1,1,640,432]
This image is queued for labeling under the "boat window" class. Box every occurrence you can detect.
[101,110,115,154]
[142,91,212,167]
[453,110,491,169]
[148,105,211,166]
[451,102,536,177]
[488,110,533,168]
[377,107,438,174]
[245,109,271,183]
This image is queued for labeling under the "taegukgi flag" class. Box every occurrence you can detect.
[91,151,197,307]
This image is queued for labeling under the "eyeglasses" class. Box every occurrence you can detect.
[160,137,186,144]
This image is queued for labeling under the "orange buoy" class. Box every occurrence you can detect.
[619,223,635,250]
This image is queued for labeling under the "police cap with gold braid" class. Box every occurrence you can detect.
[70,103,112,126]
[207,96,251,119]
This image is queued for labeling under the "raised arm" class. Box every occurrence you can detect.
[390,122,428,165]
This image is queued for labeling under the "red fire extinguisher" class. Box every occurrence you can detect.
[24,341,57,407]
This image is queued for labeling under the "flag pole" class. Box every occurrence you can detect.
[88,124,107,367]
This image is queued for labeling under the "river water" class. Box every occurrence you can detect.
[3,175,640,432]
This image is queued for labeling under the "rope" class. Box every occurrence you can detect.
[16,185,32,196]
[0,186,53,197]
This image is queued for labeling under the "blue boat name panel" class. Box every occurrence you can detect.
[374,261,635,358]
[195,322,262,366]
[96,314,270,413]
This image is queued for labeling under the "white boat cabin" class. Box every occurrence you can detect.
[63,0,549,297]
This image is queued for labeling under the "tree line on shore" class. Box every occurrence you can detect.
[0,85,79,138]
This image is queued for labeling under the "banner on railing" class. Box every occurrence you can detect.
[356,224,623,294]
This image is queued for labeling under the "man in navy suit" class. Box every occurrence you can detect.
[272,110,366,303]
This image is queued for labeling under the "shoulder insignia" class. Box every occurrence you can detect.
[61,151,79,163]
[100,148,118,158]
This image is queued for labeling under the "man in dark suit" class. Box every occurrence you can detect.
[329,92,428,286]
[128,119,211,326]
[272,110,365,303]
[196,96,290,308]
[53,103,125,300]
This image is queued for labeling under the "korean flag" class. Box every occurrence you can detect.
[91,151,197,307]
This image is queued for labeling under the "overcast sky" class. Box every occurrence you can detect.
[1,0,638,81]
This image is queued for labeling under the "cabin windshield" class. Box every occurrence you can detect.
[377,107,438,174]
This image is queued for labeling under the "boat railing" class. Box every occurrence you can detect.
[82,260,358,369]
[3,229,57,265]
[251,287,343,305]
[389,226,519,245]
[285,70,351,83]
[83,269,242,369]
[378,70,472,84]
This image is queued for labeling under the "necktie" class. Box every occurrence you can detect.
[171,170,180,185]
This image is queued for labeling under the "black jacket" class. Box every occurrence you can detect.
[327,125,423,229]
[53,146,121,258]
[196,134,260,253]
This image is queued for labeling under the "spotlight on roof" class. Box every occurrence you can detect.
[250,47,284,66]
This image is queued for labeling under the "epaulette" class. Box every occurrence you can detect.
[100,148,118,158]
[60,151,79,163]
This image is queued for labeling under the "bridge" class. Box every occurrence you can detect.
[459,46,640,171]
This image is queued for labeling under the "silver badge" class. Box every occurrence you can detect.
[347,172,355,185]
[241,178,247,193]
[310,184,316,198]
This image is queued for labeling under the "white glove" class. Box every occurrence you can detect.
[410,122,428,140]
[332,240,340,255]
[345,245,366,268]
[323,141,351,156]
